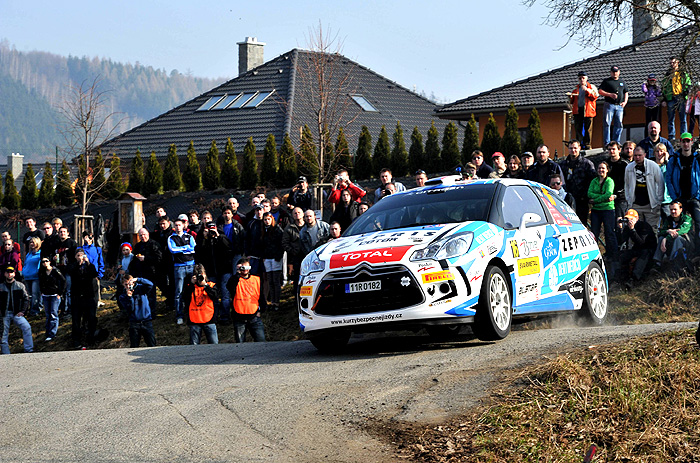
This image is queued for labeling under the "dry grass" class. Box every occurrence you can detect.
[381,329,700,462]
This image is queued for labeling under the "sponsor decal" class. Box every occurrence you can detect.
[518,283,538,296]
[470,274,482,282]
[400,276,410,287]
[517,239,540,257]
[304,275,317,284]
[567,280,584,298]
[421,270,454,284]
[558,259,581,275]
[517,257,541,276]
[474,228,496,245]
[427,285,436,296]
[329,313,403,325]
[487,244,498,255]
[330,245,412,269]
[416,264,436,272]
[510,239,520,258]
[299,286,313,297]
[429,299,451,307]
[559,232,597,258]
[542,237,559,268]
[548,265,559,288]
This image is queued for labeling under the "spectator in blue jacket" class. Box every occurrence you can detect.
[168,218,196,325]
[23,237,43,317]
[118,275,156,347]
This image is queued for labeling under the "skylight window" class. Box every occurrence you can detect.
[242,91,273,108]
[350,94,377,112]
[229,93,257,109]
[196,96,225,111]
[211,94,241,110]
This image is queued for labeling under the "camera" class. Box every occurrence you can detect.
[618,217,629,225]
[196,274,205,283]
[206,222,217,230]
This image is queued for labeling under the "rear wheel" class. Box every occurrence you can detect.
[474,266,512,341]
[580,262,608,325]
[308,330,351,353]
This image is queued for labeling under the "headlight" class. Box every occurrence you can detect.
[410,232,473,261]
[300,251,325,276]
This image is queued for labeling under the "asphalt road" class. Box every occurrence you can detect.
[1,322,695,463]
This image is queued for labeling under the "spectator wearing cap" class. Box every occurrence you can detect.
[642,74,663,135]
[520,152,534,175]
[618,209,656,286]
[177,213,197,239]
[625,145,665,234]
[288,176,314,211]
[599,65,629,145]
[526,144,565,187]
[638,121,674,160]
[662,57,693,141]
[489,152,507,178]
[502,155,523,179]
[470,150,493,179]
[0,265,33,354]
[115,242,134,318]
[666,132,700,242]
[414,170,428,188]
[167,216,196,325]
[569,71,599,149]
[374,168,406,202]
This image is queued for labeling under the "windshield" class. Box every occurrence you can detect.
[344,183,497,236]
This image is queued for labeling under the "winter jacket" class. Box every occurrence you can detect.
[299,220,331,254]
[0,279,29,317]
[329,181,366,204]
[570,82,598,117]
[245,219,264,257]
[638,136,674,160]
[665,151,700,202]
[69,262,98,301]
[23,250,41,281]
[620,220,656,251]
[195,231,234,278]
[642,82,663,108]
[659,212,693,239]
[38,267,66,296]
[662,69,692,101]
[625,159,665,208]
[118,278,154,322]
[261,225,284,260]
[167,233,195,267]
[559,155,596,199]
[80,243,104,278]
[0,248,22,272]
[588,177,615,211]
[329,202,360,232]
[526,160,565,187]
[130,239,162,280]
[282,222,304,263]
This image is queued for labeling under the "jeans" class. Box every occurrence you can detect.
[129,320,156,347]
[190,323,219,345]
[1,311,34,354]
[27,279,43,316]
[667,96,688,140]
[43,295,61,339]
[603,102,624,145]
[173,263,195,319]
[233,314,266,343]
[218,273,232,321]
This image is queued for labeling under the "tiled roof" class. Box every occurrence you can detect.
[436,27,699,116]
[99,49,455,161]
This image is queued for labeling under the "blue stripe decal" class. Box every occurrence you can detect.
[514,292,575,314]
[445,296,479,316]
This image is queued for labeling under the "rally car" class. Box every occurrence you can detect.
[298,177,608,352]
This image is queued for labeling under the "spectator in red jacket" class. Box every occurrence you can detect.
[328,169,366,204]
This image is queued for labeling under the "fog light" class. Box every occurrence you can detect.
[439,283,450,294]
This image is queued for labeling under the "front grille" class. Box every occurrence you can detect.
[313,264,424,316]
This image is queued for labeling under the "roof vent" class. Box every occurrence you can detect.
[237,37,265,76]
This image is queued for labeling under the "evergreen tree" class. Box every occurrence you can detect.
[354,126,373,180]
[203,140,221,190]
[91,151,107,199]
[38,162,54,208]
[183,141,202,192]
[241,137,259,190]
[221,138,240,189]
[373,126,391,174]
[260,134,279,186]
[425,122,441,174]
[105,155,126,199]
[408,126,425,174]
[391,121,409,177]
[162,144,182,192]
[55,160,74,207]
[334,128,352,176]
[441,122,461,170]
[299,125,319,183]
[20,163,38,210]
[524,107,545,155]
[278,133,298,187]
[3,171,20,210]
[501,102,521,158]
[480,113,502,161]
[462,114,480,165]
[143,152,163,197]
[128,149,145,193]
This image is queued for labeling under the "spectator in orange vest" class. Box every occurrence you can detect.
[227,257,266,343]
[183,264,219,345]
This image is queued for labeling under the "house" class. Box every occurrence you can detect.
[436,24,699,157]
[99,37,457,175]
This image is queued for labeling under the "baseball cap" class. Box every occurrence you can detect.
[254,203,265,210]
[611,65,620,72]
[648,73,656,80]
[681,132,693,140]
[4,266,14,273]
[521,151,534,158]
[177,214,188,222]
[625,209,639,220]
[297,176,307,183]
[492,152,504,159]
[577,71,587,77]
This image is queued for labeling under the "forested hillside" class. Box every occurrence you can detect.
[0,40,226,163]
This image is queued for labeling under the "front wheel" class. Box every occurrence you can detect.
[474,266,512,341]
[580,262,608,325]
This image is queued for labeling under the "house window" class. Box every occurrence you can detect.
[211,94,241,110]
[229,92,257,109]
[350,95,377,112]
[623,125,646,144]
[196,96,225,111]
[242,91,274,108]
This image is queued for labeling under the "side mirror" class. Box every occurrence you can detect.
[519,213,542,232]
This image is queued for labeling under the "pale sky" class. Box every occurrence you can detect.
[1,0,631,103]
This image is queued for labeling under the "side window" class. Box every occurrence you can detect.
[499,186,548,229]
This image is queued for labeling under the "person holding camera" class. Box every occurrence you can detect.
[617,209,657,286]
[195,220,235,324]
[227,258,266,343]
[374,168,406,202]
[119,275,156,347]
[288,176,313,212]
[329,169,366,204]
[68,249,99,349]
[39,256,65,342]
[183,264,220,345]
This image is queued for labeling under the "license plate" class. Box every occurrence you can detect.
[345,280,381,293]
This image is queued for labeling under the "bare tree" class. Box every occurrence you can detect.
[57,77,123,216]
[294,23,361,183]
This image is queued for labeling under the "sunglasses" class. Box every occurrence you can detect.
[551,182,562,186]
[43,227,52,230]
[415,170,426,175]
[682,139,692,143]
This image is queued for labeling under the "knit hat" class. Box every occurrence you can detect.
[121,242,132,251]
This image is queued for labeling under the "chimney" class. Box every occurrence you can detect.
[237,37,265,75]
[632,0,665,45]
[8,153,23,180]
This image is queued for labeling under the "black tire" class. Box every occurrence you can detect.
[426,324,462,341]
[473,266,512,341]
[308,330,351,353]
[579,262,608,325]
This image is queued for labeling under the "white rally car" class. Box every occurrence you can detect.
[298,177,608,352]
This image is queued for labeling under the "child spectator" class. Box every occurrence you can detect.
[642,74,663,135]
[115,243,135,319]
[227,257,266,343]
